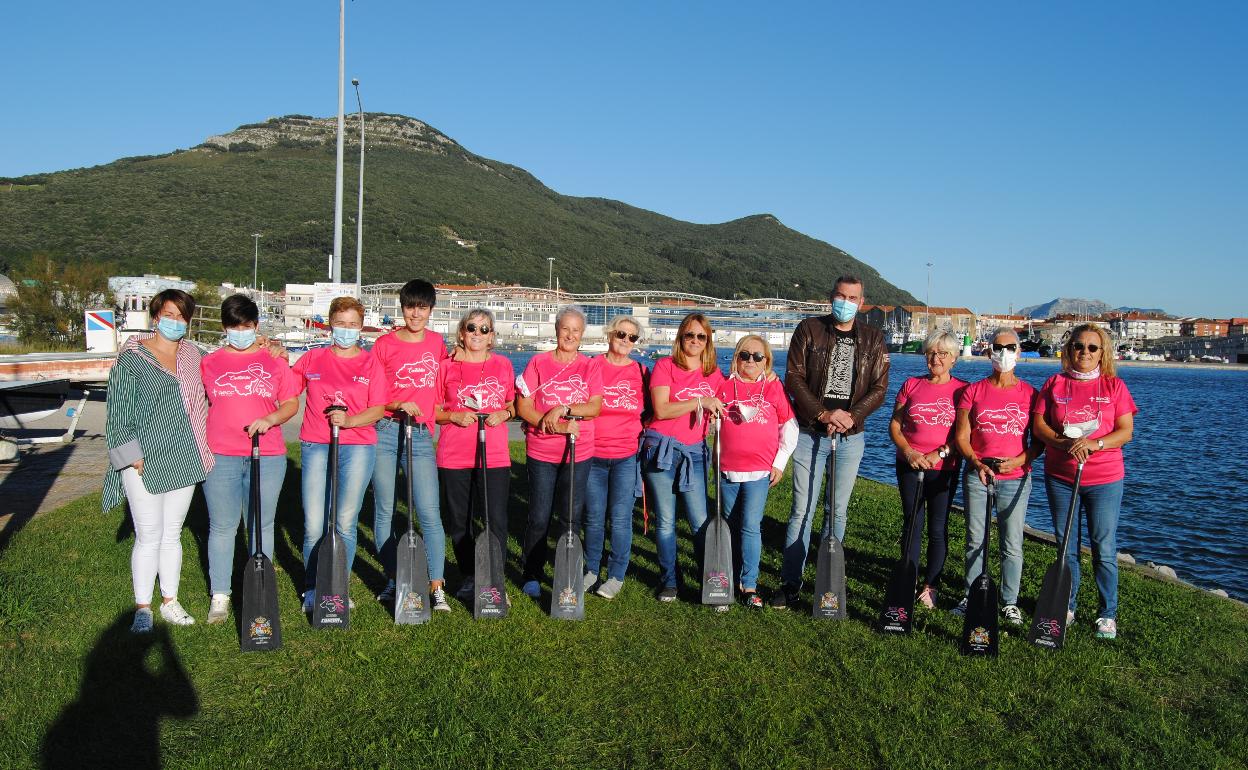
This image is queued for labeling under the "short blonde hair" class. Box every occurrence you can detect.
[455,308,496,351]
[924,330,961,357]
[731,335,775,379]
[605,314,644,341]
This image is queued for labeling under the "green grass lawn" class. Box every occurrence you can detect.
[2,444,1246,769]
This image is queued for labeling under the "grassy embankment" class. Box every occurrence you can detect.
[1,444,1245,768]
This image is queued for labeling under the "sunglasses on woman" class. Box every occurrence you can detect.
[737,351,765,362]
[613,331,640,343]
[1072,342,1100,353]
[465,323,492,335]
[992,343,1018,352]
[682,332,708,341]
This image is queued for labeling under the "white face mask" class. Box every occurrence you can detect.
[990,348,1018,373]
[737,404,760,422]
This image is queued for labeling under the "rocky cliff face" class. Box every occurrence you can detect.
[200,114,460,155]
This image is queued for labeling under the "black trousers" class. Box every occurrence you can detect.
[895,460,960,587]
[439,466,511,581]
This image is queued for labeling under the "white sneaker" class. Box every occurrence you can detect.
[1066,609,1076,626]
[1095,617,1118,639]
[1001,604,1024,627]
[583,572,598,592]
[159,599,195,626]
[432,587,451,612]
[596,578,624,600]
[131,607,154,634]
[206,593,230,624]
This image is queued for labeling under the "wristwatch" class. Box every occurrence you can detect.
[1096,439,1104,451]
[938,448,950,459]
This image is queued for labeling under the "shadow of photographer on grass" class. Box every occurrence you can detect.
[40,613,198,770]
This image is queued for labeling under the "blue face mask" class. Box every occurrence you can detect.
[332,327,361,348]
[831,298,859,323]
[156,317,188,342]
[226,328,257,350]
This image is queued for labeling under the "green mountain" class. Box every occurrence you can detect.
[0,114,917,305]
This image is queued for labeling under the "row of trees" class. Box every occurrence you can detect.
[6,255,111,347]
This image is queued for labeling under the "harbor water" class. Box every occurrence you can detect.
[502,348,1248,600]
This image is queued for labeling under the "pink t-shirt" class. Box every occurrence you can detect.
[201,348,303,456]
[1034,373,1138,486]
[649,357,726,446]
[955,377,1037,480]
[516,351,604,463]
[895,376,967,471]
[435,354,516,469]
[715,375,794,473]
[590,356,646,460]
[370,329,448,428]
[291,347,389,446]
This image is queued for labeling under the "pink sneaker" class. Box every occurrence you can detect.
[916,585,937,610]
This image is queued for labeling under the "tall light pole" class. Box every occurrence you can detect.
[252,233,262,293]
[352,77,364,297]
[925,261,934,332]
[547,258,555,292]
[331,0,346,284]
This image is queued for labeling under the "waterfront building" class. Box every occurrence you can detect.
[108,275,196,329]
[1180,318,1230,337]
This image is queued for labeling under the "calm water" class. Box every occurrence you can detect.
[503,348,1248,600]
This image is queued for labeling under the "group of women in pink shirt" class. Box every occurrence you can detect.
[891,324,1136,639]
[108,282,1135,639]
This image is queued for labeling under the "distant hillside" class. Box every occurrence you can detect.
[0,114,918,306]
[1019,298,1171,319]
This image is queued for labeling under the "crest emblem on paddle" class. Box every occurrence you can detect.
[969,627,991,646]
[402,592,424,613]
[248,616,273,640]
[819,592,839,611]
[558,587,578,608]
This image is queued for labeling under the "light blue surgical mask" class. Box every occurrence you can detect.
[831,298,859,323]
[332,327,361,348]
[226,328,257,350]
[156,317,188,342]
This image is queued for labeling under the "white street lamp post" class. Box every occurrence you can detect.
[331,0,346,284]
[352,78,364,297]
[926,261,934,332]
[547,257,555,292]
[252,233,262,293]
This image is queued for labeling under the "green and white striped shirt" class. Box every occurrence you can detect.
[102,341,213,512]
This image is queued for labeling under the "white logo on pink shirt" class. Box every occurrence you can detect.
[602,381,640,411]
[1065,404,1099,423]
[728,393,769,424]
[543,374,590,406]
[675,383,716,402]
[322,390,348,407]
[908,397,955,427]
[458,377,505,411]
[394,353,438,389]
[212,363,274,398]
[975,403,1028,436]
[352,375,370,385]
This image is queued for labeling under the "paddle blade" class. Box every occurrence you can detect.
[701,514,734,606]
[960,575,999,656]
[312,532,351,629]
[879,559,918,634]
[1028,563,1072,650]
[473,531,508,620]
[812,533,848,620]
[550,531,586,620]
[240,554,282,652]
[394,531,432,625]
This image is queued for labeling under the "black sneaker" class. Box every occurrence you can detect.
[658,586,678,602]
[769,584,798,610]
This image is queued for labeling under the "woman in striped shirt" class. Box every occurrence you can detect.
[104,289,214,634]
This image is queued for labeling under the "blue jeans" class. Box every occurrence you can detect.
[300,441,376,590]
[719,476,770,591]
[370,419,446,582]
[963,471,1031,606]
[585,454,638,582]
[1045,476,1124,619]
[203,453,287,595]
[781,430,866,588]
[641,442,708,589]
[522,456,591,583]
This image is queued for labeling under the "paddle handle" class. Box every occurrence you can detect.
[1055,460,1086,573]
[325,406,347,540]
[402,413,416,537]
[714,417,722,520]
[821,433,839,539]
[898,469,924,565]
[249,431,262,558]
[476,413,489,538]
[565,415,582,537]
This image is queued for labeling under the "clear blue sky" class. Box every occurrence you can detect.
[6,1,1245,317]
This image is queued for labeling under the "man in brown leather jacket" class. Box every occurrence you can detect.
[771,275,889,609]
